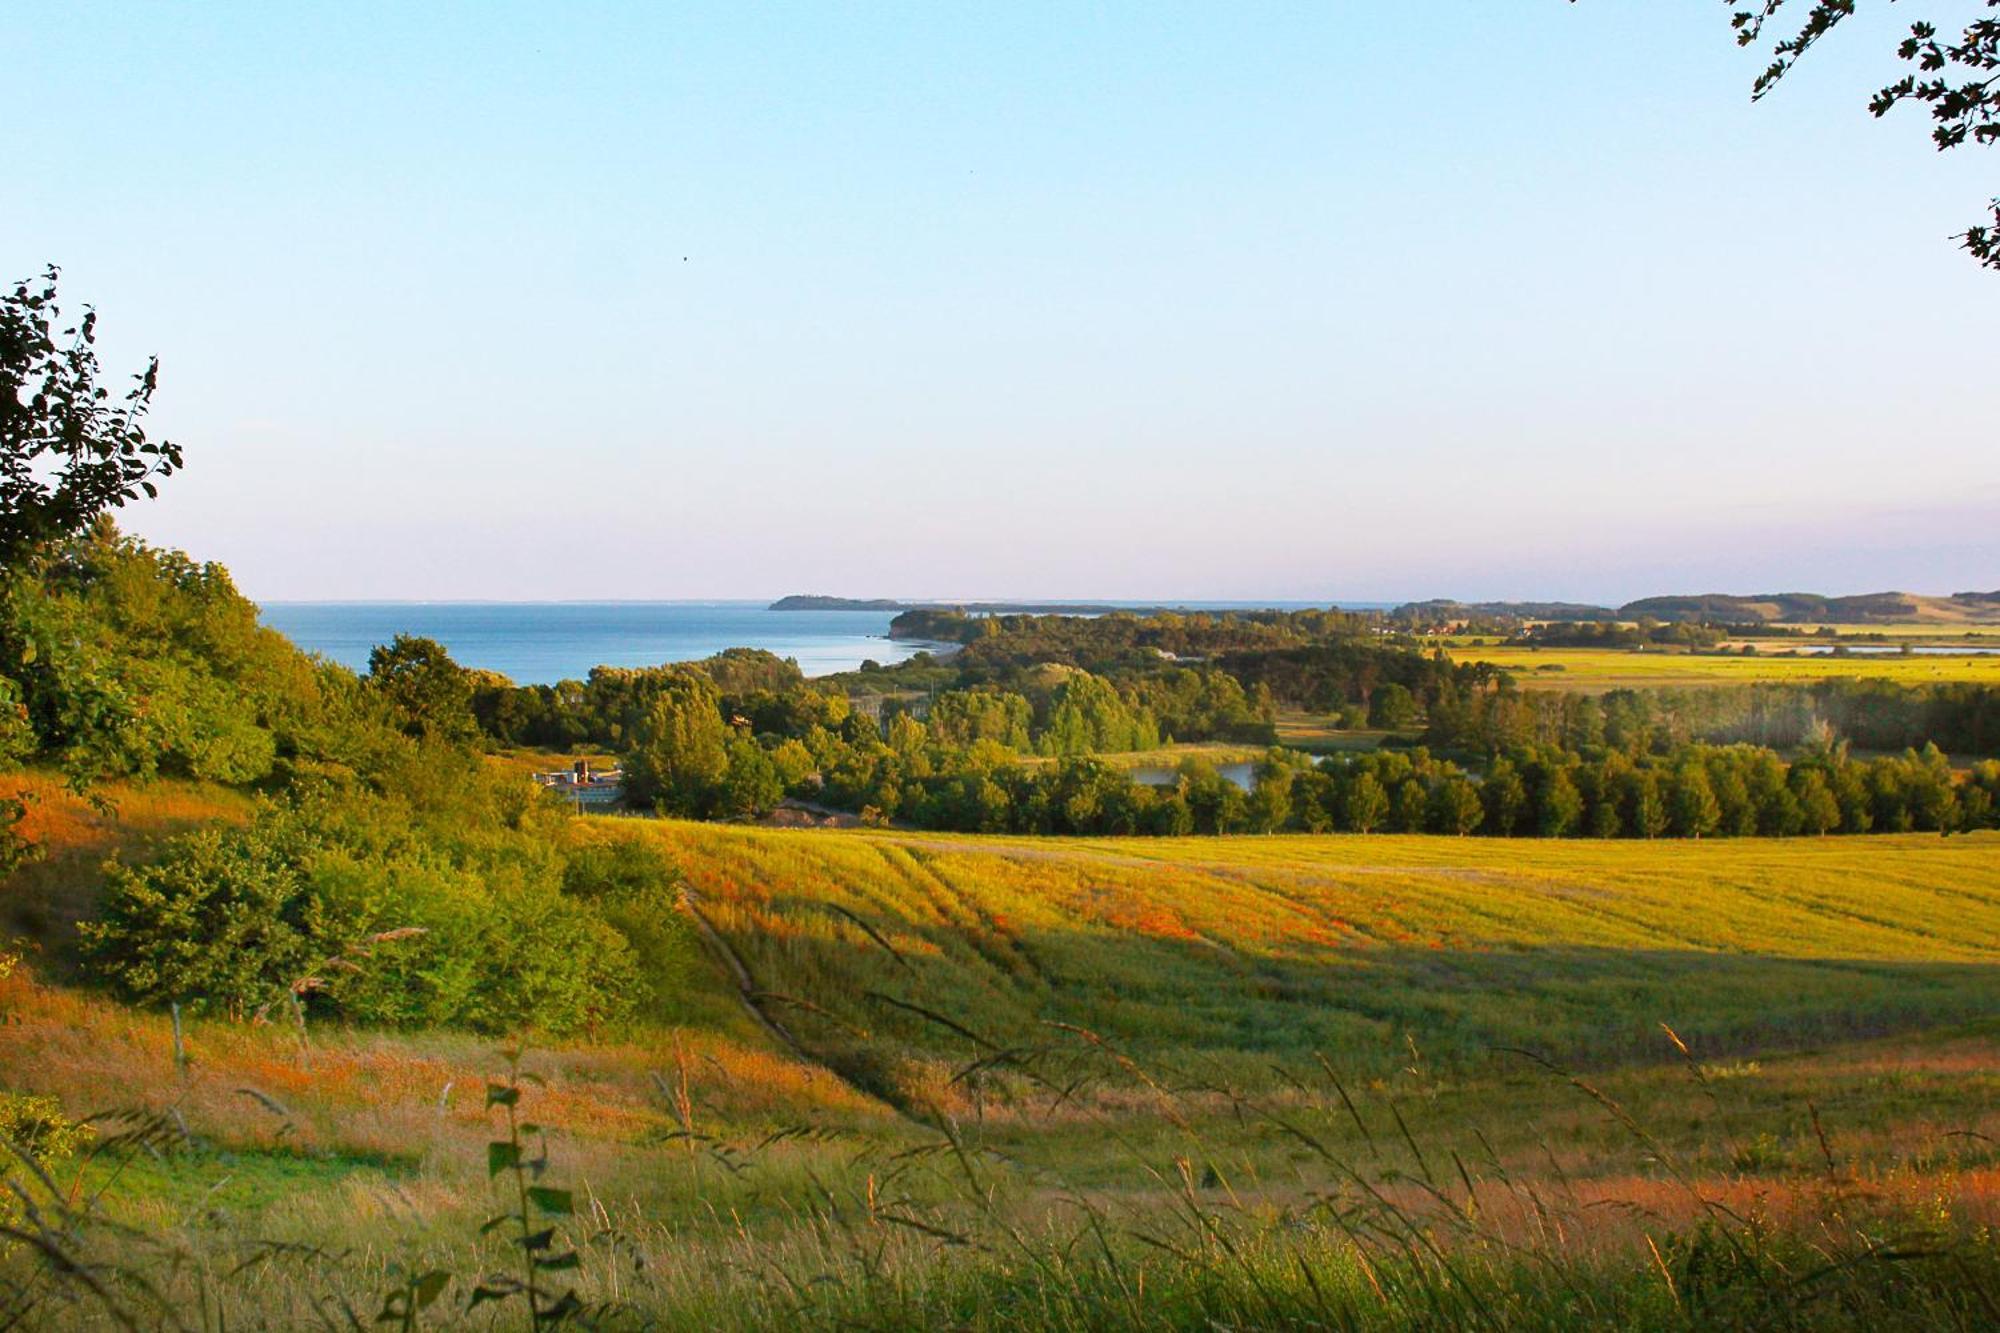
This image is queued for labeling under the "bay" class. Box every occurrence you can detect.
[258,602,939,686]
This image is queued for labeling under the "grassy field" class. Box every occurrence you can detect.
[1441,642,2000,690]
[1273,712,1404,753]
[4,809,1998,1326]
[0,772,253,973]
[656,823,2000,1085]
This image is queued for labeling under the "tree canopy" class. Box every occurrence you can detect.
[1725,1,1999,268]
[1,267,183,566]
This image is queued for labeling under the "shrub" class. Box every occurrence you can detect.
[85,792,643,1036]
[83,825,311,1019]
[0,1091,91,1241]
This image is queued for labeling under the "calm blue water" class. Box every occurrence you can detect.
[258,602,941,685]
[259,600,1391,687]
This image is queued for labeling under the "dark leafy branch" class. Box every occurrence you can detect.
[0,267,184,566]
[1725,1,2000,267]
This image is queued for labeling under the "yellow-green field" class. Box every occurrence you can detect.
[1444,642,2000,690]
[6,809,1999,1327]
[655,822,2000,1083]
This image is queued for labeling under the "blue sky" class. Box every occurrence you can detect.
[7,2,1996,603]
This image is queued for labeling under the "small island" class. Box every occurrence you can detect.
[768,595,910,611]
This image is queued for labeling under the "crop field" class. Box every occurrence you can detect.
[652,822,2000,1085]
[5,814,1998,1326]
[1444,643,2000,690]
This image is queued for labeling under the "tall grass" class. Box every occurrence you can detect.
[2,1013,1994,1329]
[653,821,2000,1085]
[4,819,1997,1326]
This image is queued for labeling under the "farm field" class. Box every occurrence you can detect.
[1443,642,2000,690]
[653,822,2000,1083]
[6,812,1999,1326]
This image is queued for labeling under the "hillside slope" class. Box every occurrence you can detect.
[1619,590,2000,625]
[655,823,2000,1093]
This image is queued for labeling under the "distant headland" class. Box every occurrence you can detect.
[770,594,1192,615]
[776,590,2000,626]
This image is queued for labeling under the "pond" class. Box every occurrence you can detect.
[1127,761,1258,792]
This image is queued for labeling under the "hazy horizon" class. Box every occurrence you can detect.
[250,583,1997,608]
[9,2,1996,602]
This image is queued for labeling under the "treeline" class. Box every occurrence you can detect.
[452,605,2000,839]
[1424,680,2000,759]
[472,652,1279,791]
[889,606,1380,665]
[458,624,2000,838]
[1216,642,1473,716]
[1509,622,1727,649]
[801,732,1997,840]
[0,526,684,1034]
[618,689,2000,838]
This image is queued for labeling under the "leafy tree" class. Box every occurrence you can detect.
[1792,767,1842,835]
[366,634,480,745]
[1427,776,1484,836]
[1038,673,1159,757]
[1481,759,1528,836]
[1367,682,1418,729]
[1536,768,1584,838]
[83,826,311,1019]
[624,669,730,817]
[1243,769,1292,833]
[1342,772,1390,834]
[1671,765,1723,839]
[1724,0,2000,268]
[1629,771,1670,839]
[717,735,785,819]
[1712,764,1757,836]
[1,268,184,566]
[1391,777,1429,832]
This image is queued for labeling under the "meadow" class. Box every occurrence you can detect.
[653,822,2000,1083]
[4,809,1997,1327]
[1441,642,2000,691]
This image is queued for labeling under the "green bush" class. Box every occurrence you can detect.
[0,1091,92,1240]
[85,789,643,1036]
[82,825,311,1019]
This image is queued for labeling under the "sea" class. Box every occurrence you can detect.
[259,602,929,685]
[258,600,1372,687]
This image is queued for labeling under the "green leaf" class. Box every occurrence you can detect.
[485,1083,519,1109]
[487,1141,521,1177]
[537,1290,585,1322]
[533,1251,582,1271]
[527,1186,574,1216]
[479,1212,518,1235]
[521,1227,556,1252]
[412,1271,451,1308]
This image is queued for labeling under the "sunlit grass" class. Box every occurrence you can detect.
[6,812,1998,1325]
[1443,643,2000,690]
[0,771,253,971]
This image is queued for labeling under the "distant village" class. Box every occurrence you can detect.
[533,758,625,809]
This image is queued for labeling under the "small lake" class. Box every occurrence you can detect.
[1128,761,1258,792]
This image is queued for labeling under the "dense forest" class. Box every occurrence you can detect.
[0,525,672,1033]
[457,603,2000,840]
